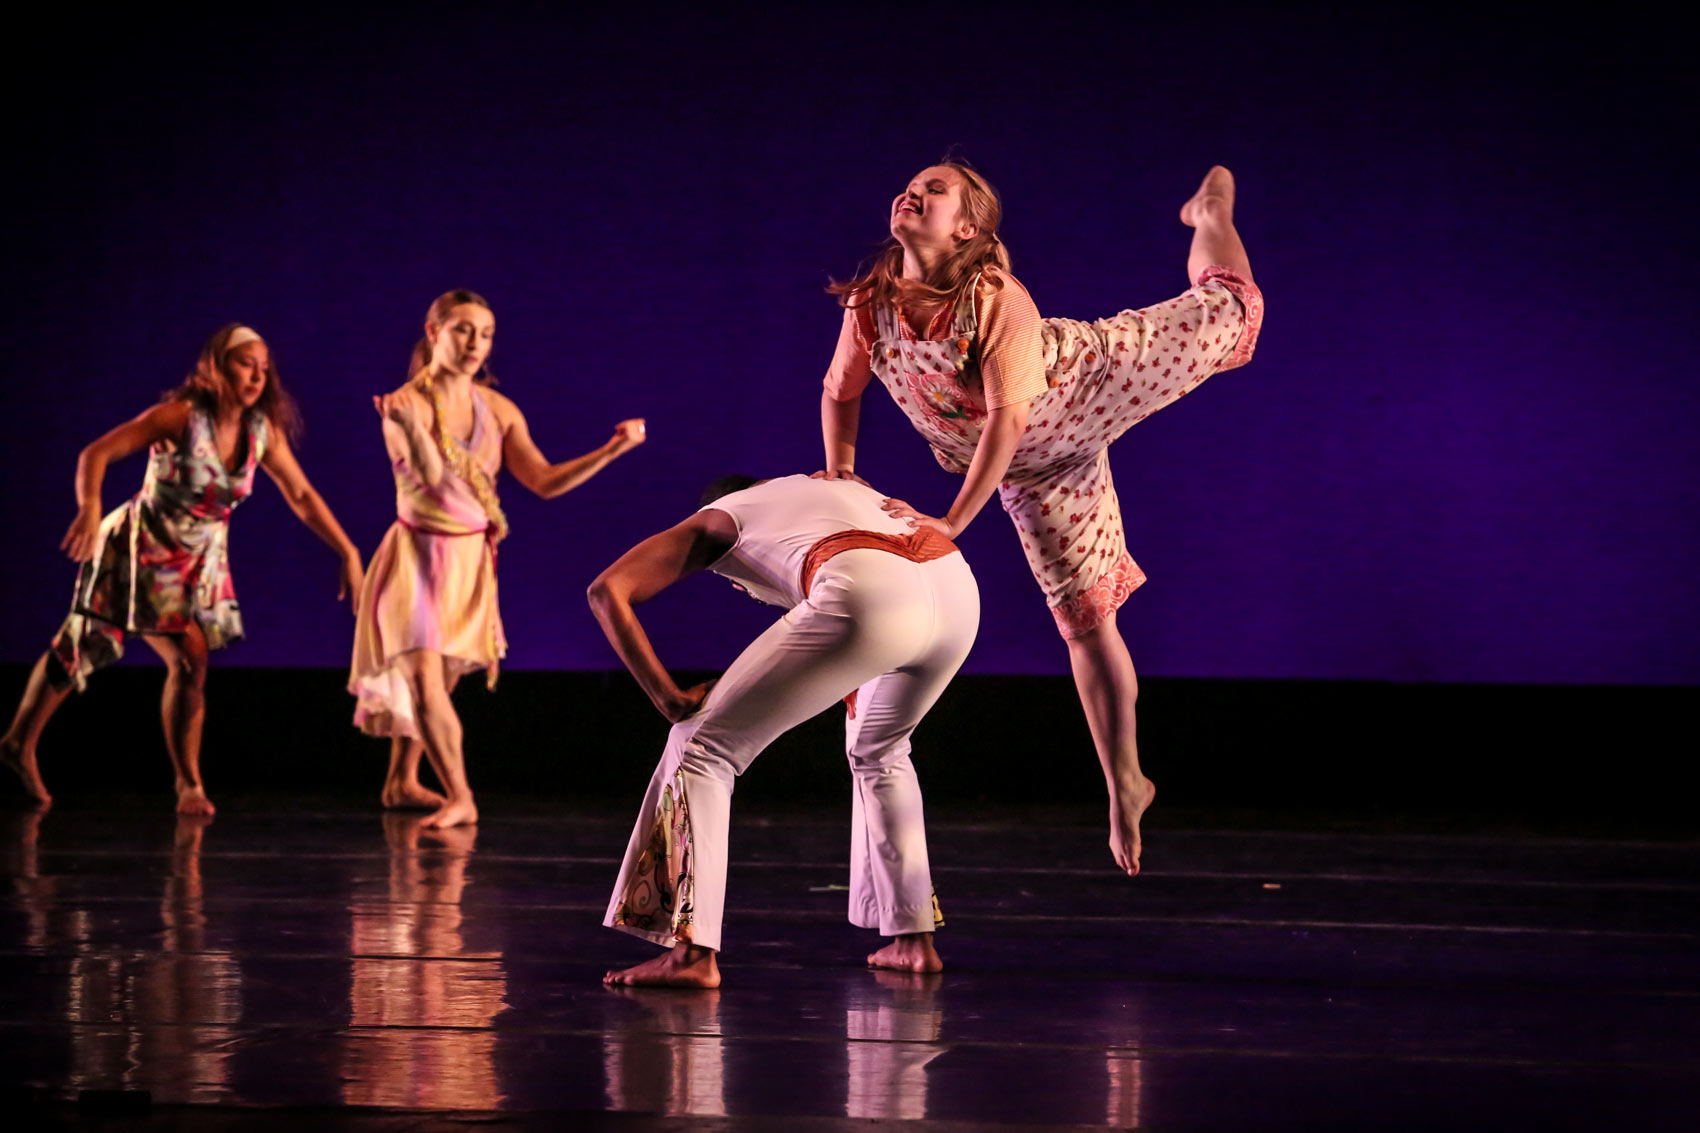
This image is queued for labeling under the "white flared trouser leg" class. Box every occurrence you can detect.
[845,557,978,936]
[605,549,978,954]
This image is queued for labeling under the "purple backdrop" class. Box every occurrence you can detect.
[3,8,1694,684]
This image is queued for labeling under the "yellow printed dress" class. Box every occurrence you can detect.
[51,406,268,689]
[348,390,506,737]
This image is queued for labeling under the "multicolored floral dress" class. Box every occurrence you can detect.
[348,389,506,738]
[849,266,1263,638]
[51,405,269,689]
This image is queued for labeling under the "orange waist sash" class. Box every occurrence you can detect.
[800,528,959,597]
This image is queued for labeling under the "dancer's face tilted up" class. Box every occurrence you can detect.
[426,303,496,378]
[890,165,979,251]
[223,339,270,408]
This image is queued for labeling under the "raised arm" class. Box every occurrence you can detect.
[496,393,645,500]
[586,509,736,722]
[259,431,366,611]
[374,387,444,487]
[62,399,194,561]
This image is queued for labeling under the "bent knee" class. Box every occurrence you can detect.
[175,650,210,686]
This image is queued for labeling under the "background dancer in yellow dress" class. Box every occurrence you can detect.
[819,164,1262,876]
[1,324,365,815]
[351,289,647,829]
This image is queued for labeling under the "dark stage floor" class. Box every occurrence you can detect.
[2,794,1696,1131]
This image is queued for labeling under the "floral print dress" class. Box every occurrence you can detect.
[51,405,268,688]
[867,267,1263,637]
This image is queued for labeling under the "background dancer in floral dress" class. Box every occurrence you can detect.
[819,163,1262,876]
[0,324,365,815]
[350,289,646,829]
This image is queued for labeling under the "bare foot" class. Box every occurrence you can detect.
[867,932,943,973]
[422,796,478,829]
[1108,775,1155,876]
[1180,165,1235,228]
[419,823,478,854]
[175,782,216,817]
[0,739,52,810]
[604,942,721,989]
[381,780,448,810]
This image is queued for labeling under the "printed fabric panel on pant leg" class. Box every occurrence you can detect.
[998,449,1146,638]
[609,768,696,944]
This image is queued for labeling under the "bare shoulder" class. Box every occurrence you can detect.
[482,384,527,432]
[149,398,196,428]
[478,385,522,423]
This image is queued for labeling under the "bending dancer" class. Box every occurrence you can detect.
[819,163,1262,875]
[592,474,980,988]
[0,325,365,814]
[350,289,646,828]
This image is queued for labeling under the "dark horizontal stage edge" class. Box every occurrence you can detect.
[5,664,1694,835]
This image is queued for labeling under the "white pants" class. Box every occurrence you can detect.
[604,548,980,952]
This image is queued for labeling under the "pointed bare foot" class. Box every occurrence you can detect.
[422,797,478,829]
[1108,775,1154,876]
[381,780,448,810]
[1180,165,1235,228]
[604,942,721,988]
[867,932,943,973]
[0,739,52,810]
[175,782,216,817]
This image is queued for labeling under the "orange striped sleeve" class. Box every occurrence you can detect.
[823,303,876,401]
[975,272,1047,409]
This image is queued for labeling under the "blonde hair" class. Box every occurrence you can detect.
[407,289,498,385]
[165,322,302,441]
[828,160,1010,317]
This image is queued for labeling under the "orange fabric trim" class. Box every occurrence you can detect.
[800,528,960,598]
[801,527,961,721]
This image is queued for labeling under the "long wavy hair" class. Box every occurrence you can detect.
[163,323,302,442]
[408,289,498,385]
[828,160,1011,318]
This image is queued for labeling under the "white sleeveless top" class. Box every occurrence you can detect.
[703,475,918,608]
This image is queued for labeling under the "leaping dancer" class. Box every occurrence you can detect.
[818,163,1262,875]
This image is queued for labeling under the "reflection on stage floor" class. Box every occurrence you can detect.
[2,797,1696,1130]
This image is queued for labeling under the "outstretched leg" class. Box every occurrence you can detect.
[0,653,72,809]
[141,627,215,816]
[394,651,477,828]
[1182,165,1252,284]
[1064,613,1155,876]
[381,670,457,810]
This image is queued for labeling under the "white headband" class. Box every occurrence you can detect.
[224,326,263,352]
